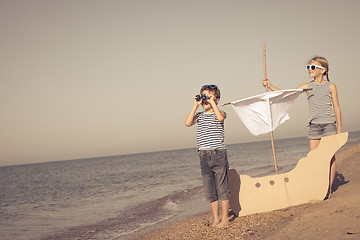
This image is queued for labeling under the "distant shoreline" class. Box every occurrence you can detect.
[124,142,360,240]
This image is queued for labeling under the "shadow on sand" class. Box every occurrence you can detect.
[331,172,349,193]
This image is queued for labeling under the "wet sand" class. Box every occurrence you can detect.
[128,143,360,240]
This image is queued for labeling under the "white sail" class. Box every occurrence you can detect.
[231,89,303,136]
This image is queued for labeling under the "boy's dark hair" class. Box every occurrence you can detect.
[200,85,221,99]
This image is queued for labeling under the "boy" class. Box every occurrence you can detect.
[185,84,230,228]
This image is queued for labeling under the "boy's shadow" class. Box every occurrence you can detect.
[331,172,349,192]
[228,209,238,222]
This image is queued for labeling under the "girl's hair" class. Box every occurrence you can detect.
[200,85,221,99]
[309,56,330,81]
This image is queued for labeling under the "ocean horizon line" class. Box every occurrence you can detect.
[2,131,359,168]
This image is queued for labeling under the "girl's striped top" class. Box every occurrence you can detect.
[306,81,336,125]
[196,112,226,150]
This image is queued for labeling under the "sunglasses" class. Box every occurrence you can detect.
[306,65,325,71]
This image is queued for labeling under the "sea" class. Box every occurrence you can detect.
[1,131,360,240]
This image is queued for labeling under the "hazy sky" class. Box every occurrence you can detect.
[1,0,360,166]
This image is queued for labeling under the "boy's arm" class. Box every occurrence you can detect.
[185,97,201,127]
[209,97,225,122]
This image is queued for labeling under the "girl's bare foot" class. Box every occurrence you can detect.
[325,192,332,199]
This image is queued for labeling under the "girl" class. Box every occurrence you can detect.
[262,56,342,198]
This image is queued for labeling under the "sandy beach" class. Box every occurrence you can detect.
[128,143,360,240]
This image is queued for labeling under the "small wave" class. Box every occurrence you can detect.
[114,212,177,239]
[41,188,205,240]
[163,199,181,212]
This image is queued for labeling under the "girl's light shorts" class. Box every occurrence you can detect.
[308,122,337,140]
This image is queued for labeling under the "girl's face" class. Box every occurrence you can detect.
[308,60,326,79]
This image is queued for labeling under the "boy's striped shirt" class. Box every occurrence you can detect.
[196,112,226,150]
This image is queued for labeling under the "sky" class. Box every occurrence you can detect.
[1,0,360,166]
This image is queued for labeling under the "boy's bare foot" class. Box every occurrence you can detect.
[211,219,220,227]
[217,220,230,228]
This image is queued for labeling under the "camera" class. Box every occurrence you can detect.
[196,94,210,101]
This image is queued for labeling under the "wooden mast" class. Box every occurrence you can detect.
[263,44,278,174]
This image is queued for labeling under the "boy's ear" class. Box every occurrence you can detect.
[215,98,220,104]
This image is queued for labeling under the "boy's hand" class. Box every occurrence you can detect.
[208,95,217,106]
[193,96,202,107]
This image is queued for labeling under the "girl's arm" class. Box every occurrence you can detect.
[263,79,308,91]
[330,83,342,133]
[185,97,201,127]
[297,83,309,90]
[262,78,280,91]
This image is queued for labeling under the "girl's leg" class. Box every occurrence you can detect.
[309,139,336,198]
[210,200,220,227]
[328,156,336,198]
[309,139,320,151]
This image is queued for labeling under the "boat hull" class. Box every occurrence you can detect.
[228,132,348,216]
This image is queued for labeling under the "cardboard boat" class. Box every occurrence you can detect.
[228,132,348,217]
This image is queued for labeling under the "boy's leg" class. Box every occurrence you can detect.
[212,150,230,227]
[199,150,219,226]
[217,199,230,228]
[210,200,220,227]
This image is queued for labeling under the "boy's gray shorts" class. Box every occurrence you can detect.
[198,149,230,203]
